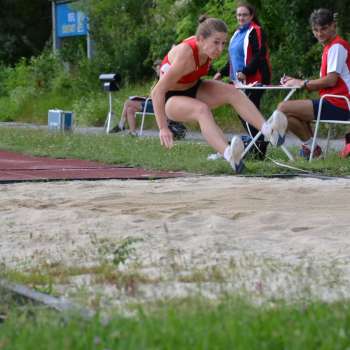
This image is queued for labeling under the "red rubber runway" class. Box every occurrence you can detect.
[0,150,186,183]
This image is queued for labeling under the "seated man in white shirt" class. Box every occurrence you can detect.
[278,8,350,159]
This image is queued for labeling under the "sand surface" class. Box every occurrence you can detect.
[1,176,350,308]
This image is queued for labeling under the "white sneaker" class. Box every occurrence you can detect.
[267,110,288,146]
[228,136,245,173]
[207,152,223,160]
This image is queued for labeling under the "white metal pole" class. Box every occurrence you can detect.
[105,92,114,134]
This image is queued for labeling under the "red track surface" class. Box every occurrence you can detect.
[0,150,185,183]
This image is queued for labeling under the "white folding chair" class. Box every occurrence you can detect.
[310,94,350,161]
[135,97,155,136]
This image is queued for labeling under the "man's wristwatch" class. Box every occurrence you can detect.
[303,79,309,89]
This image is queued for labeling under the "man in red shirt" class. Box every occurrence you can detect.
[279,8,350,159]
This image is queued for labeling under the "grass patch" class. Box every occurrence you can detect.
[0,236,151,298]
[0,128,349,176]
[1,297,350,349]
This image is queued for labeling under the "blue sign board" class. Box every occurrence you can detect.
[56,3,88,37]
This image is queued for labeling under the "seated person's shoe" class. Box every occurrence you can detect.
[339,133,350,158]
[339,144,350,158]
[110,125,125,133]
[241,135,268,160]
[128,131,138,137]
[228,136,245,173]
[345,132,350,144]
[168,120,187,140]
[267,110,288,146]
[299,144,322,159]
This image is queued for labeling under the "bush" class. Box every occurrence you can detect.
[2,58,33,93]
[72,92,109,126]
[29,50,62,90]
[0,96,18,121]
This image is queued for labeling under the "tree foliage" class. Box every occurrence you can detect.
[1,0,350,124]
[74,0,350,84]
[1,0,349,83]
[0,0,51,65]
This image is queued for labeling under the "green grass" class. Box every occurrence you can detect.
[1,297,350,349]
[0,128,349,176]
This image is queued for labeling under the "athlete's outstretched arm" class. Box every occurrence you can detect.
[151,45,196,148]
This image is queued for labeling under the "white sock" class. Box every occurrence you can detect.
[223,146,231,161]
[261,122,272,138]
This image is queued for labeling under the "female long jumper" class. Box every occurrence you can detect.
[151,16,287,173]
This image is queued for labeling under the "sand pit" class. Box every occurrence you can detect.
[1,176,350,308]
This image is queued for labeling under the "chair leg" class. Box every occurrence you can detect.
[310,125,320,162]
[310,98,324,162]
[324,125,332,156]
[310,94,350,161]
[139,112,146,136]
[138,98,152,136]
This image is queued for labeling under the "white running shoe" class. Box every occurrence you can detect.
[267,110,288,146]
[207,152,223,160]
[228,136,245,173]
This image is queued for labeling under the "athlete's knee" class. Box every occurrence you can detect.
[229,86,250,106]
[223,84,239,99]
[194,103,212,122]
[277,101,288,113]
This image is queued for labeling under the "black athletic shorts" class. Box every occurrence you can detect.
[165,80,203,102]
[312,98,350,121]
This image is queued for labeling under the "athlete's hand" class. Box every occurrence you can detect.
[159,127,174,149]
[236,72,246,82]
